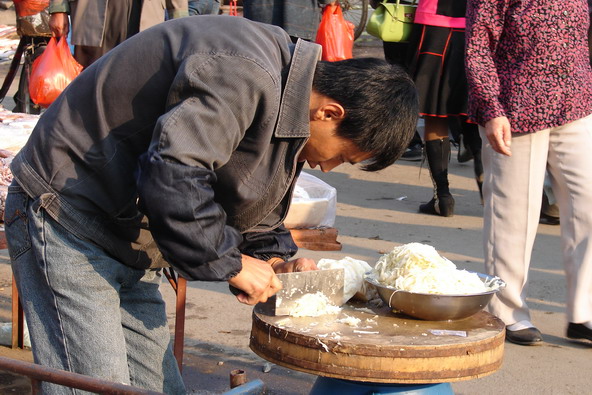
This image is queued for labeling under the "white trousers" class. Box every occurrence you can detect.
[481,114,592,325]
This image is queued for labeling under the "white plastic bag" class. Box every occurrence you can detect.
[317,257,372,304]
[0,321,31,348]
[284,172,337,229]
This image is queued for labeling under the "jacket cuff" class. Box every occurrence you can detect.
[478,107,506,127]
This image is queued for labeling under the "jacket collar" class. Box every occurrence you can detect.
[274,40,322,139]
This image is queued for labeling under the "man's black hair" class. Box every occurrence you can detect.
[312,58,418,171]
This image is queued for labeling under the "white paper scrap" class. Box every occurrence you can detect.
[429,329,467,337]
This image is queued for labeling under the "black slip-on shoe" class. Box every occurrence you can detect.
[567,323,592,342]
[539,212,560,225]
[505,327,543,345]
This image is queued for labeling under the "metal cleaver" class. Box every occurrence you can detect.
[260,268,345,316]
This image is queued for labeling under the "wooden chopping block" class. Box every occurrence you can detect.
[289,227,342,251]
[250,302,505,384]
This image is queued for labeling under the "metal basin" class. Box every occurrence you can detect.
[365,272,506,321]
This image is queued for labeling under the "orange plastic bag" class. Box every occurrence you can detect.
[29,36,83,108]
[13,0,49,17]
[315,4,355,62]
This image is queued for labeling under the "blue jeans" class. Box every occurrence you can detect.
[4,184,185,394]
[188,0,220,15]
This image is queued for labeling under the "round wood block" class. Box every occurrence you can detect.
[250,302,505,384]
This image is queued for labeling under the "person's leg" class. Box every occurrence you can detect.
[546,114,592,336]
[400,130,423,161]
[447,116,462,151]
[72,0,137,67]
[481,128,549,328]
[382,41,409,68]
[420,116,454,216]
[6,188,130,393]
[4,185,184,393]
[13,36,49,114]
[540,174,560,225]
[120,270,185,393]
[189,0,221,15]
[461,120,483,203]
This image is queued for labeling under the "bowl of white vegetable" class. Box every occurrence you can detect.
[365,243,506,321]
[365,272,505,321]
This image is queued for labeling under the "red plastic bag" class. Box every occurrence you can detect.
[29,36,83,108]
[13,0,49,17]
[315,4,355,62]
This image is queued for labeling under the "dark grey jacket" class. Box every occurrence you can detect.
[10,16,322,281]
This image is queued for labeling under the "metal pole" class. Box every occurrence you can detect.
[174,276,187,373]
[224,378,266,395]
[11,278,24,349]
[0,356,165,395]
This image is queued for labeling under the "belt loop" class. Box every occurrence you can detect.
[37,193,56,212]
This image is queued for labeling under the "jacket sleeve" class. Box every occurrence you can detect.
[136,54,281,281]
[239,225,299,262]
[465,0,509,126]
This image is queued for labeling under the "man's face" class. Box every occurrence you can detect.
[298,124,372,172]
[302,90,372,172]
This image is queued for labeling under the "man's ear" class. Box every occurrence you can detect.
[317,102,345,121]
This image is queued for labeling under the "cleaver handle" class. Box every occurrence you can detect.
[229,284,243,296]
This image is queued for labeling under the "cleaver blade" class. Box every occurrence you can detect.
[261,268,345,316]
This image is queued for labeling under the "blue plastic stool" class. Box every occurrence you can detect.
[310,377,454,395]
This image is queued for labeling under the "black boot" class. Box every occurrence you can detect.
[420,138,454,217]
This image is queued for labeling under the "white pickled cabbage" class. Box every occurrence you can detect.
[289,292,342,317]
[373,243,491,294]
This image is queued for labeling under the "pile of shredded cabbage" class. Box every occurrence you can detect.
[289,292,342,317]
[372,243,492,295]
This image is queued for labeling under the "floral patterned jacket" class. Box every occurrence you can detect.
[465,0,592,133]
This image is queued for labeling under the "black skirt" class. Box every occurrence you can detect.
[406,24,469,118]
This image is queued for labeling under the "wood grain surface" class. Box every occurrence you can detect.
[289,228,342,251]
[250,302,505,384]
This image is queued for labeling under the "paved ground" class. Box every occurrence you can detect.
[0,5,591,395]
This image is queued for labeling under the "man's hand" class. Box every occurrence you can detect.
[0,149,12,158]
[271,257,318,273]
[228,255,282,305]
[485,116,512,156]
[49,12,70,38]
